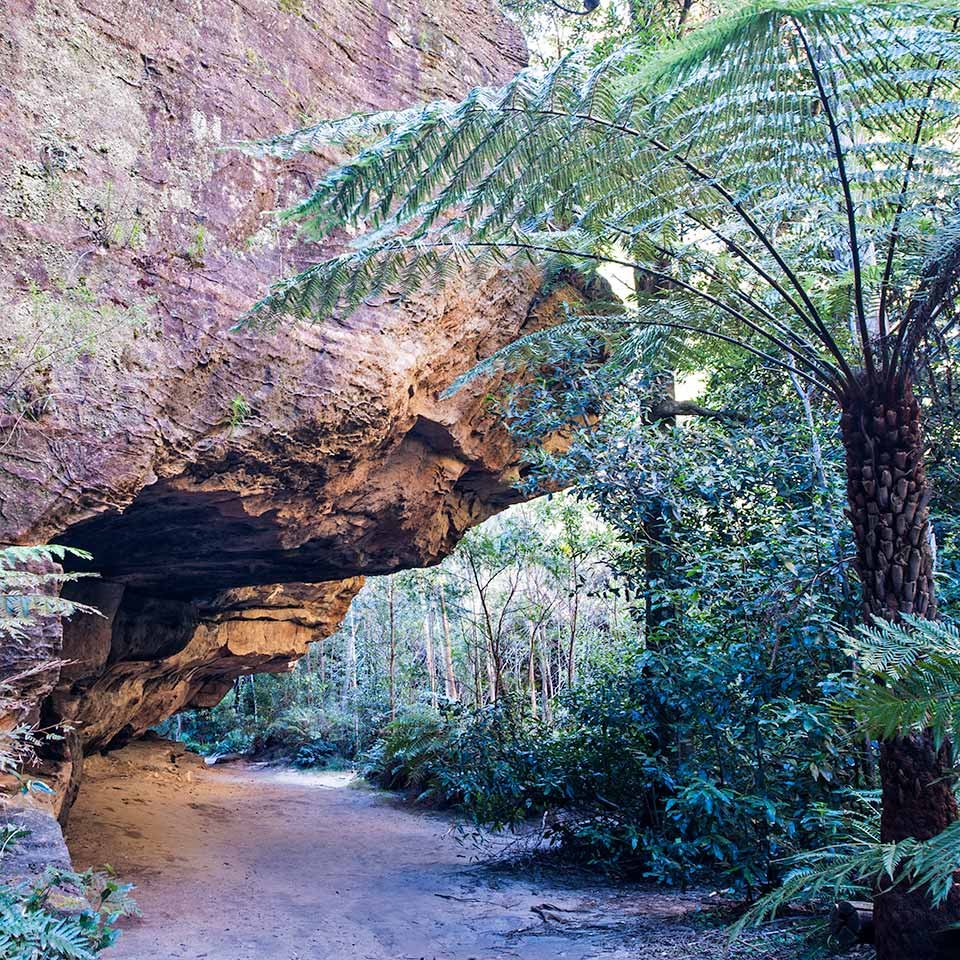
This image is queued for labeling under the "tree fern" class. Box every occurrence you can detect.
[368,708,457,799]
[240,1,960,405]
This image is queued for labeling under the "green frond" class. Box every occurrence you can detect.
[440,306,672,398]
[740,616,960,937]
[735,817,960,939]
[731,839,881,937]
[0,545,100,641]
[243,1,960,394]
[837,615,960,749]
[0,545,92,569]
[236,104,450,158]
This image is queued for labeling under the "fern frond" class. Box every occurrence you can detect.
[838,615,960,749]
[237,104,451,158]
[242,0,960,395]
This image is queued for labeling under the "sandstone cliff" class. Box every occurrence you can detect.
[0,0,577,820]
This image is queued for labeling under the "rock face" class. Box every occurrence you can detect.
[0,0,575,819]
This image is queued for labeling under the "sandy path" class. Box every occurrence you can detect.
[65,743,792,960]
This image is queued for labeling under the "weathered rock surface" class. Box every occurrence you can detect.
[53,578,364,755]
[0,803,74,879]
[0,0,580,822]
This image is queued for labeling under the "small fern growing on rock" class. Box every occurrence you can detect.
[0,865,138,960]
[1,545,137,960]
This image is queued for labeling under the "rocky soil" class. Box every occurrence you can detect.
[66,741,814,960]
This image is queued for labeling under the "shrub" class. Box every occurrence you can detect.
[292,739,338,769]
[367,647,852,889]
[362,708,455,799]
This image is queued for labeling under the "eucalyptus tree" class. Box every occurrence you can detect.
[243,3,960,955]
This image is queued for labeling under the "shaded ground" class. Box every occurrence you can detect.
[66,742,807,960]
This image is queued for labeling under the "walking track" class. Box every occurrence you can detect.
[66,743,809,960]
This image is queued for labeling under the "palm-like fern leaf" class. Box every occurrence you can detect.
[840,615,960,748]
[0,546,99,642]
[241,1,960,400]
[738,617,960,935]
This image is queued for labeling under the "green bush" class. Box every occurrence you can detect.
[362,708,455,799]
[293,739,338,768]
[0,866,138,960]
[367,643,853,889]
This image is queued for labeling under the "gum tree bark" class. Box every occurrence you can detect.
[841,377,960,960]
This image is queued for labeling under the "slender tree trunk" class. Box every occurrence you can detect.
[421,581,438,710]
[539,627,554,724]
[567,556,579,688]
[387,579,397,721]
[345,608,359,754]
[841,377,960,960]
[305,644,314,708]
[344,610,357,699]
[467,612,482,707]
[555,622,564,689]
[479,592,502,699]
[486,648,497,704]
[438,585,458,701]
[528,623,538,718]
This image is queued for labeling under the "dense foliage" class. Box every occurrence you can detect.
[355,372,867,890]
[173,357,960,905]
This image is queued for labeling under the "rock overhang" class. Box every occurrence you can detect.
[0,0,600,828]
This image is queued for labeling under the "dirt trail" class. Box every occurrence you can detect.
[65,743,792,960]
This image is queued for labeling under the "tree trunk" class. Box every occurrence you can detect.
[438,585,458,701]
[387,578,396,721]
[467,612,482,707]
[539,627,554,724]
[841,377,960,960]
[567,555,579,688]
[305,644,314,708]
[420,579,438,710]
[528,623,538,718]
[345,608,359,754]
[486,648,498,704]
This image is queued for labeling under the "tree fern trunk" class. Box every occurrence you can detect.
[841,378,960,960]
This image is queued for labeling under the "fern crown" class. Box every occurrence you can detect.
[240,1,960,400]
